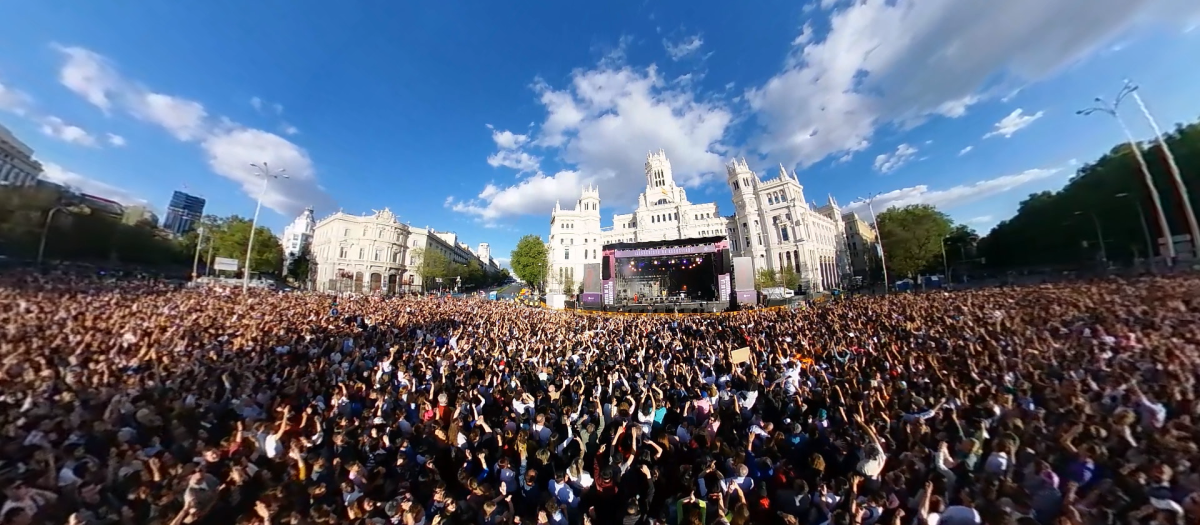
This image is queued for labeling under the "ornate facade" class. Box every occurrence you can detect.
[311,208,412,293]
[281,207,316,274]
[726,158,851,291]
[547,150,728,293]
[546,150,853,294]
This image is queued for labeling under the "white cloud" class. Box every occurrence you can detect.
[663,34,704,61]
[0,80,32,115]
[38,116,97,147]
[792,22,816,46]
[747,0,1199,170]
[40,162,146,205]
[53,44,122,113]
[201,127,333,216]
[486,150,541,173]
[133,92,209,141]
[958,145,973,156]
[983,108,1044,139]
[967,215,994,225]
[843,166,1063,217]
[250,97,283,115]
[489,127,529,150]
[51,44,331,216]
[873,143,918,173]
[282,124,299,136]
[447,170,585,224]
[454,59,733,223]
[106,133,126,147]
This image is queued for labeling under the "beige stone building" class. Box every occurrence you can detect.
[311,208,412,293]
[842,212,879,279]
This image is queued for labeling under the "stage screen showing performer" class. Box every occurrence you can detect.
[614,254,718,302]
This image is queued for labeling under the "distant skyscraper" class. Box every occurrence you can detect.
[162,191,206,235]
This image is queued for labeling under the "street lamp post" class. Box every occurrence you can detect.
[1078,84,1175,265]
[1115,192,1156,269]
[243,163,288,292]
[37,205,90,265]
[861,193,891,291]
[940,236,950,284]
[192,226,206,280]
[1129,85,1200,260]
[1075,211,1108,267]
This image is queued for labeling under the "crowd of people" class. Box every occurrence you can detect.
[1,268,1198,525]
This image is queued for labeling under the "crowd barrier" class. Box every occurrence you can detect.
[567,303,800,317]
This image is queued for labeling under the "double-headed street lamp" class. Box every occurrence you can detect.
[1077,81,1178,264]
[1128,85,1200,260]
[37,204,91,265]
[244,162,288,292]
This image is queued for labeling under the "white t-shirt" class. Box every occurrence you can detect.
[858,444,886,479]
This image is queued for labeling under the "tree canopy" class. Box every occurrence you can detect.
[876,204,955,279]
[179,215,284,276]
[0,186,289,276]
[979,120,1200,268]
[510,234,549,290]
[0,186,190,267]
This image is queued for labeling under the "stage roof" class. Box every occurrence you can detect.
[602,236,726,252]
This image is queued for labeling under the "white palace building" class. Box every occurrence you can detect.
[548,150,850,294]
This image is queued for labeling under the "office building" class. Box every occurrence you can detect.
[0,124,43,187]
[281,206,316,273]
[162,190,206,235]
[842,212,879,279]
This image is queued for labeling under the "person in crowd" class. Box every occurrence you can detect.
[1,268,1199,525]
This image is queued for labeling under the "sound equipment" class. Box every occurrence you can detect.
[732,257,754,292]
[717,249,731,274]
[583,263,602,293]
[602,256,611,280]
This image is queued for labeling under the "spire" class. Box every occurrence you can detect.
[827,194,838,207]
[779,163,788,179]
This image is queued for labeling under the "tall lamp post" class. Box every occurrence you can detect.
[1075,211,1108,268]
[861,192,891,291]
[1128,82,1200,260]
[192,226,206,280]
[243,163,288,292]
[1077,83,1175,264]
[940,235,950,284]
[1115,192,1156,268]
[37,205,91,265]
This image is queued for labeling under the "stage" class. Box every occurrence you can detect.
[599,298,727,314]
[576,236,747,313]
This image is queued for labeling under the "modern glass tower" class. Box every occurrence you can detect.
[162,191,206,235]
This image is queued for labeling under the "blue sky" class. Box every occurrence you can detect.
[2,0,1198,266]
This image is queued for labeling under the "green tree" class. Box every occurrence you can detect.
[287,244,313,285]
[779,265,801,289]
[754,268,778,290]
[510,234,549,291]
[877,204,954,279]
[0,186,189,266]
[562,272,575,296]
[980,120,1200,269]
[203,216,283,276]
